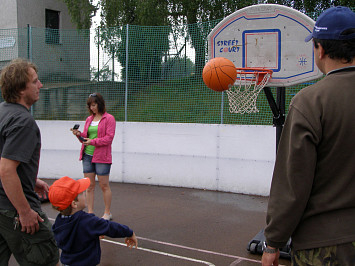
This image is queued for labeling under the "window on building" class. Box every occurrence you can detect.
[45,9,60,44]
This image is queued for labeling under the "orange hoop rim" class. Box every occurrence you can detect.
[235,67,273,75]
[234,67,273,85]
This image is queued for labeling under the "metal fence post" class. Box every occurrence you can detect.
[125,24,129,122]
[27,24,32,61]
[28,24,33,116]
[112,45,114,81]
[220,92,224,124]
[97,27,100,82]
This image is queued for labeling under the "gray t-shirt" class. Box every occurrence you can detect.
[0,102,41,211]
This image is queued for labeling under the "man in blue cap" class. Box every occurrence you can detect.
[262,6,355,266]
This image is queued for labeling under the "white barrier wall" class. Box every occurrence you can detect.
[38,121,276,196]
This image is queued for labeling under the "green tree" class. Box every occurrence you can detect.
[167,0,258,77]
[98,0,171,82]
[265,0,354,16]
[100,0,169,26]
[62,0,354,30]
[62,0,354,80]
[162,56,195,79]
[90,66,118,81]
[62,0,98,29]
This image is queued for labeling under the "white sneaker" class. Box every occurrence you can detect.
[102,213,112,220]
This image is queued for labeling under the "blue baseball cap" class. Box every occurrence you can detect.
[305,6,355,42]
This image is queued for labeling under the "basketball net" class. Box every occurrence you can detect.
[226,68,273,114]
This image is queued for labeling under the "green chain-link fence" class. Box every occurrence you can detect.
[1,7,349,125]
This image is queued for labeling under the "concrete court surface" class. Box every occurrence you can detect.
[10,180,291,266]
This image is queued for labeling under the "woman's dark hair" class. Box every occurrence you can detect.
[87,92,106,115]
[313,29,355,64]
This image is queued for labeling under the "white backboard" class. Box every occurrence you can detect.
[208,4,323,87]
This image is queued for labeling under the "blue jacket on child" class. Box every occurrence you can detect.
[52,210,133,266]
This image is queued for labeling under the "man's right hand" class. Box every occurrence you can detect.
[262,250,280,266]
[0,158,43,235]
[19,209,44,235]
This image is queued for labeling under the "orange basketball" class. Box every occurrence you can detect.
[202,57,237,92]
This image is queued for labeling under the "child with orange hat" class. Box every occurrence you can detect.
[48,176,137,266]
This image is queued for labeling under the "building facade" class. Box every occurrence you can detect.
[0,0,90,82]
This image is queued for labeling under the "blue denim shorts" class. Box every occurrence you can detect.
[82,153,111,176]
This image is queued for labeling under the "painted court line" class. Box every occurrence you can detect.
[138,236,261,264]
[102,239,215,265]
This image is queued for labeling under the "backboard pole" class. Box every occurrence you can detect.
[263,87,286,153]
[275,87,286,152]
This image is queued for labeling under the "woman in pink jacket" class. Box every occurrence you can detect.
[72,92,116,220]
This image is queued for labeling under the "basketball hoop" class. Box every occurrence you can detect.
[226,68,273,114]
